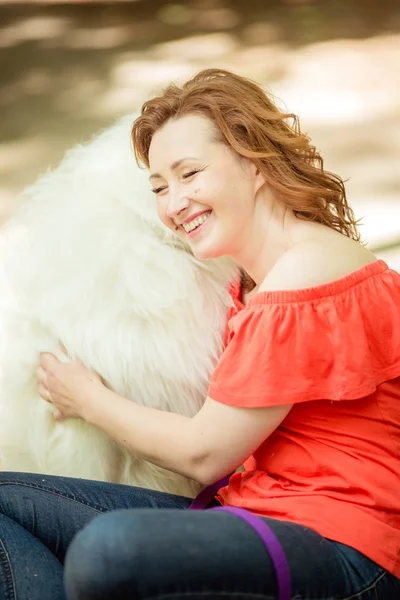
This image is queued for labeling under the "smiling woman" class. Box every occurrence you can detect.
[132,69,359,241]
[1,68,400,600]
[145,112,267,261]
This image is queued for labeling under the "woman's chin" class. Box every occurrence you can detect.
[191,243,225,261]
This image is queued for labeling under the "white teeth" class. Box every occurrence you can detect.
[182,212,211,233]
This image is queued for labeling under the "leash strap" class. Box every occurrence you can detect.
[189,476,292,600]
[210,506,291,600]
[189,474,231,510]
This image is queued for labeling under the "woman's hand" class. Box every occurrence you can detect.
[37,348,104,421]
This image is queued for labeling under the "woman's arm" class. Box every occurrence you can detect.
[37,352,290,485]
[85,388,291,485]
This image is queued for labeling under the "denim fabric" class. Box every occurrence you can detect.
[0,472,399,599]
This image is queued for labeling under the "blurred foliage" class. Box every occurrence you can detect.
[0,0,399,258]
[1,0,400,50]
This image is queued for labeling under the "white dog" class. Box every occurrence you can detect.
[0,115,237,498]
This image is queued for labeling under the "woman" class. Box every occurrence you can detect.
[1,69,399,600]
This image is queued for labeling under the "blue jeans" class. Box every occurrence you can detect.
[0,472,399,599]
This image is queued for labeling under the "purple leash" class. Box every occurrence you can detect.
[189,475,292,600]
[189,473,232,510]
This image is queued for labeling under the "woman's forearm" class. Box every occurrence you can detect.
[83,385,203,482]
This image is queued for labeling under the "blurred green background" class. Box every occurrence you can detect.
[1,0,399,266]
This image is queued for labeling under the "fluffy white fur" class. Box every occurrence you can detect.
[0,115,237,498]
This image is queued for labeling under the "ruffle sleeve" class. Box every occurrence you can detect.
[208,260,400,407]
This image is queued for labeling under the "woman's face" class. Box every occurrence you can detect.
[148,114,265,260]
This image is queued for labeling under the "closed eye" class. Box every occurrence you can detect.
[182,168,201,179]
[151,167,204,194]
[151,186,167,195]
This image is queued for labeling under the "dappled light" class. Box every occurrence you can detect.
[0,0,399,266]
[0,15,72,47]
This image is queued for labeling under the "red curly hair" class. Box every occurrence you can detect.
[131,68,360,242]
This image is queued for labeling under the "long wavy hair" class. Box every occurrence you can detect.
[131,68,360,243]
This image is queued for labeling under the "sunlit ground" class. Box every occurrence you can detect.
[1,0,399,267]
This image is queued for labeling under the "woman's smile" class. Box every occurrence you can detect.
[181,210,212,236]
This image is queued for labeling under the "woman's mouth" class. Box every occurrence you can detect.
[182,211,212,237]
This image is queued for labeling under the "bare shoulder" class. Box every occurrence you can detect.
[260,237,377,293]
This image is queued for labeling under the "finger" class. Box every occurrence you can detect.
[38,384,52,403]
[40,352,59,368]
[36,365,47,383]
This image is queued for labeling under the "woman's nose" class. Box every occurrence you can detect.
[166,193,190,220]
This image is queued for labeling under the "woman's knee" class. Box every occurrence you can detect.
[64,508,278,599]
[64,509,153,599]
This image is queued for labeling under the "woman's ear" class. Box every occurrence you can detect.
[239,157,267,193]
[253,165,267,194]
